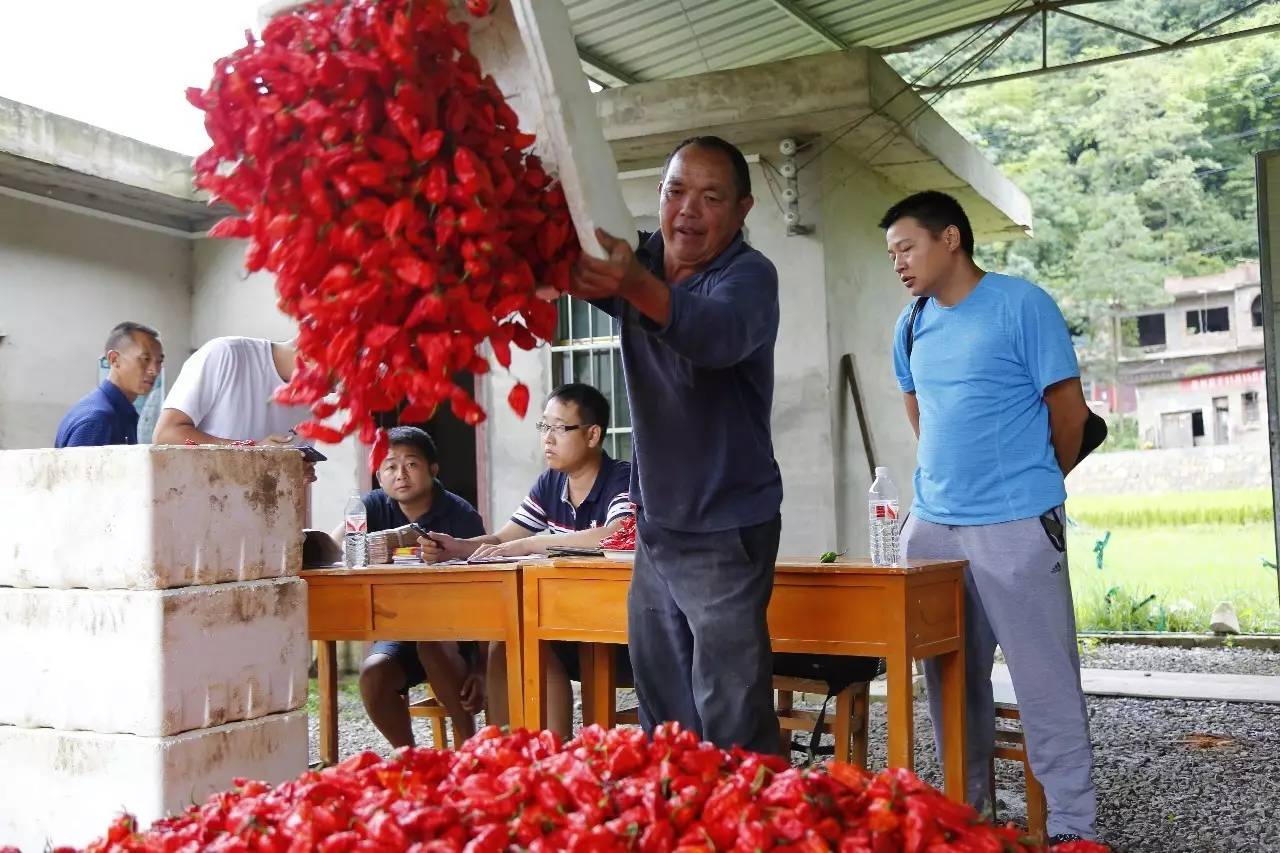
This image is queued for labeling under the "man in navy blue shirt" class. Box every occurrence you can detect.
[328,426,486,749]
[55,322,164,447]
[421,383,633,735]
[565,136,783,753]
[884,191,1096,843]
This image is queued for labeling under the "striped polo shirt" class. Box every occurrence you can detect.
[511,453,633,534]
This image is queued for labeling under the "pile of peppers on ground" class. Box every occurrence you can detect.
[64,725,1106,853]
[187,0,575,469]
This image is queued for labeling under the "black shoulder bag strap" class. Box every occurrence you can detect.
[904,296,929,359]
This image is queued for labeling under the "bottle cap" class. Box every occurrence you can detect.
[874,466,889,476]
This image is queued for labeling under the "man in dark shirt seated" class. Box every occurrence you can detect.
[421,383,632,736]
[329,426,486,747]
[56,321,164,447]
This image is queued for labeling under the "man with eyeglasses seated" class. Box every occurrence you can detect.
[419,382,632,736]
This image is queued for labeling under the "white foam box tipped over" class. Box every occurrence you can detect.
[0,710,307,852]
[0,578,308,736]
[506,0,635,257]
[0,445,305,589]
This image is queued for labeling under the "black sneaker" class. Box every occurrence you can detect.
[1049,835,1084,845]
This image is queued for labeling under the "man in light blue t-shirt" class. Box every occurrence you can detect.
[882,191,1098,844]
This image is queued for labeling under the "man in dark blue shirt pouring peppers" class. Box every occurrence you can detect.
[569,136,783,753]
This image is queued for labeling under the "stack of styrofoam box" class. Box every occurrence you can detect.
[0,446,310,851]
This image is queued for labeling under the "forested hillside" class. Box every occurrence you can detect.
[884,0,1280,364]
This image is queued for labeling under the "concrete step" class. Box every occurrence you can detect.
[862,666,1280,706]
[991,664,1280,705]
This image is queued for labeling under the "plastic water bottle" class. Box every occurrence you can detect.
[344,491,368,568]
[868,467,900,567]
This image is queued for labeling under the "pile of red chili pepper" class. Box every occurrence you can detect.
[73,724,1105,853]
[600,515,637,551]
[187,0,577,469]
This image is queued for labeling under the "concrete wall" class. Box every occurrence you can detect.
[758,160,840,554]
[816,148,919,553]
[190,240,296,345]
[701,158,837,554]
[479,341,549,529]
[1068,444,1271,496]
[0,192,193,450]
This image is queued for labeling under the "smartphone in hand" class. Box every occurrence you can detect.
[409,522,437,543]
[295,445,328,463]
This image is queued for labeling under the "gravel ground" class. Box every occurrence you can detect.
[1075,643,1280,677]
[309,645,1280,852]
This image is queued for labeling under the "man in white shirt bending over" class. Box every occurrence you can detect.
[155,336,308,446]
[155,337,316,482]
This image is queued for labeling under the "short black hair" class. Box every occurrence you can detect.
[663,136,752,200]
[386,426,439,464]
[878,191,975,256]
[548,383,610,439]
[104,321,160,355]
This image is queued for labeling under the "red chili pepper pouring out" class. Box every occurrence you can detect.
[189,0,581,459]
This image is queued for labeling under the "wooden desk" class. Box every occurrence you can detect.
[303,564,524,764]
[521,557,968,800]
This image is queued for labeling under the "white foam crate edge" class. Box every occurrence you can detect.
[0,710,307,852]
[0,578,308,735]
[0,445,305,589]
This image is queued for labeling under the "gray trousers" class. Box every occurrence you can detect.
[901,508,1097,839]
[627,511,781,754]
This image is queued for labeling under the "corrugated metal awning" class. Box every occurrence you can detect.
[566,0,1060,86]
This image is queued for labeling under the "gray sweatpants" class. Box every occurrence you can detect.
[901,508,1097,839]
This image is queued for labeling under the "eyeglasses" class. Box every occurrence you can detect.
[535,422,584,437]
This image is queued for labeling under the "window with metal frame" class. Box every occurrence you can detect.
[1243,390,1261,425]
[547,295,632,461]
[1136,313,1166,347]
[1186,306,1230,334]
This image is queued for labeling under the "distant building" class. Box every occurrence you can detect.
[1117,261,1265,449]
[1080,369,1136,415]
